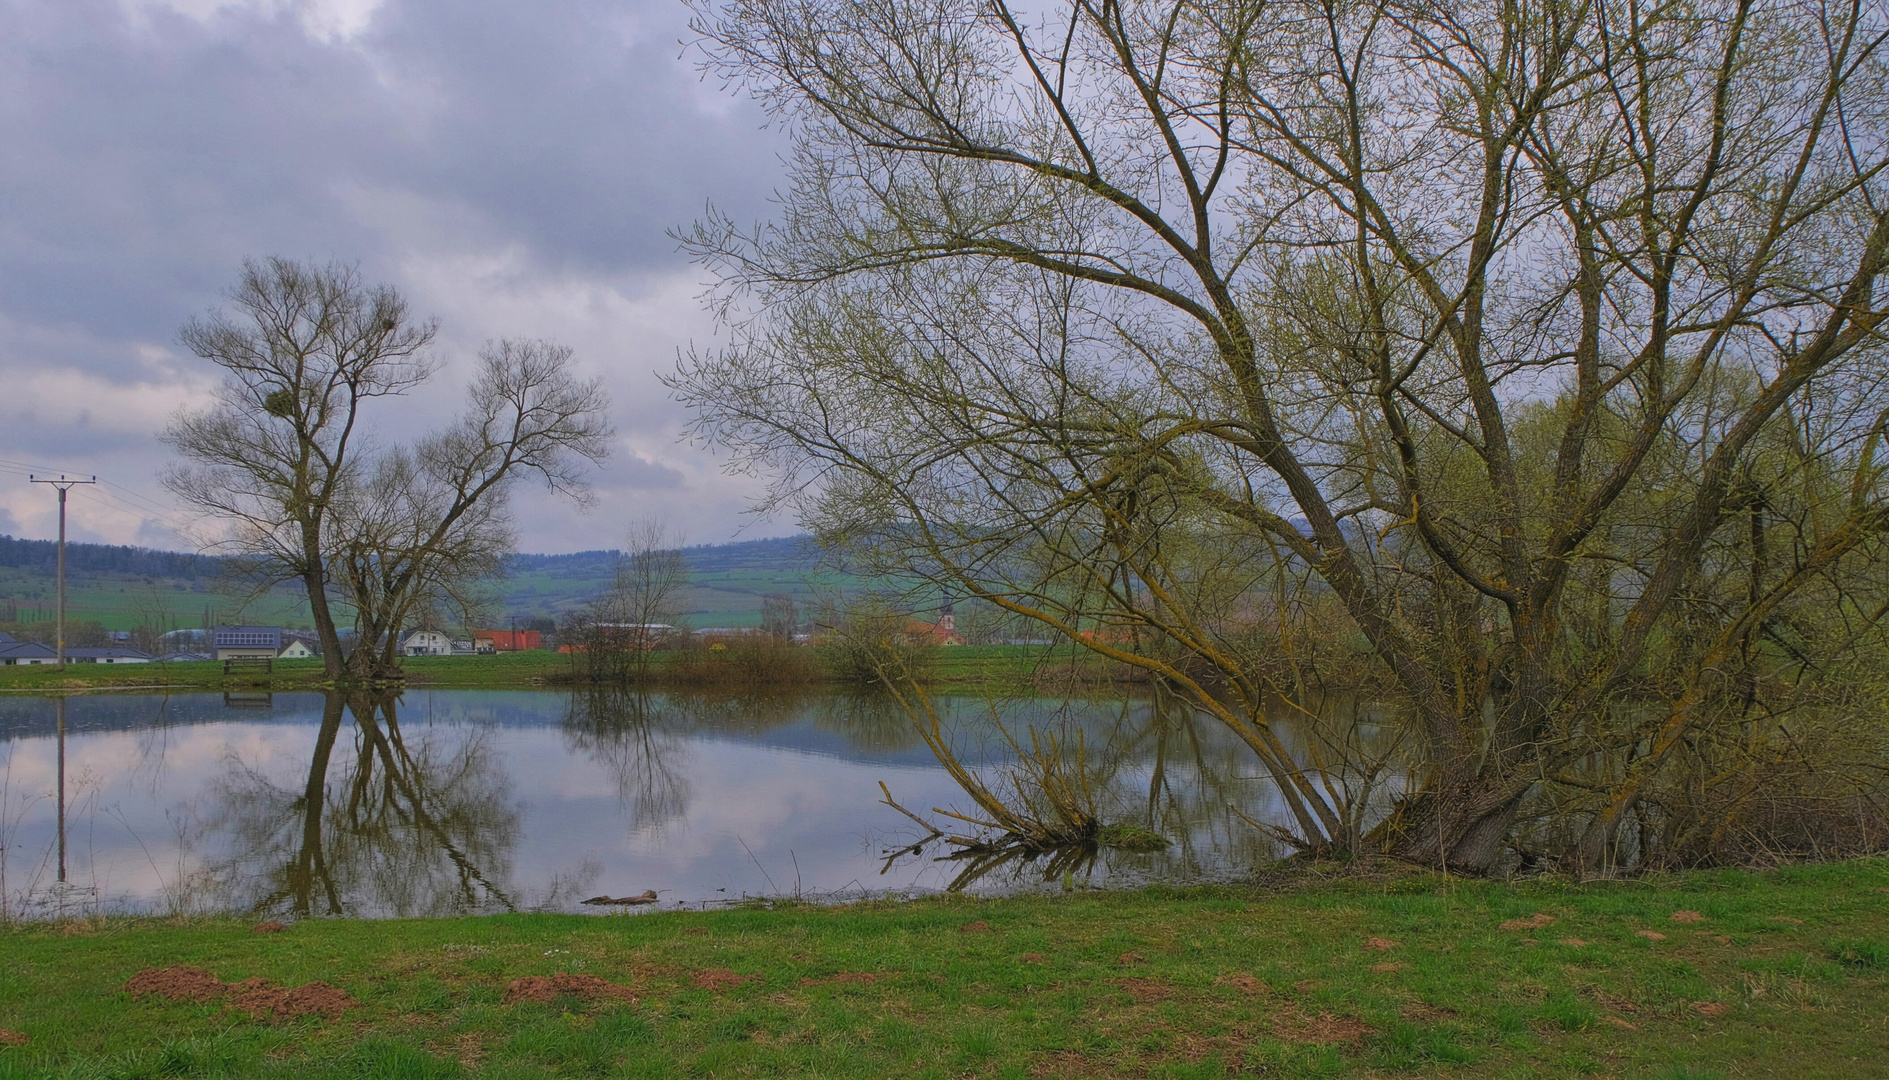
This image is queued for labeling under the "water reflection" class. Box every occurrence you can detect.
[193,693,521,918]
[0,688,1363,919]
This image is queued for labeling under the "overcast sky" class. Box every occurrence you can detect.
[0,0,789,553]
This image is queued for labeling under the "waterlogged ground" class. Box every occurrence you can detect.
[0,689,1349,920]
[1,862,1887,1078]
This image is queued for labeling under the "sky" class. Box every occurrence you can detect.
[0,0,791,553]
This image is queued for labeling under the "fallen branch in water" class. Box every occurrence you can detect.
[878,781,943,839]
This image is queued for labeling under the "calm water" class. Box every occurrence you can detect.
[0,688,1349,920]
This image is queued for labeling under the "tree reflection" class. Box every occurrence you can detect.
[199,691,520,918]
[560,688,691,833]
[889,688,1285,891]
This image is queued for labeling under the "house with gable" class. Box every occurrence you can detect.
[400,629,453,656]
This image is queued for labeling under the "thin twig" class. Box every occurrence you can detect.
[878,780,943,836]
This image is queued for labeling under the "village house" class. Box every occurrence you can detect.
[475,629,541,652]
[64,647,153,664]
[0,633,55,665]
[400,629,453,656]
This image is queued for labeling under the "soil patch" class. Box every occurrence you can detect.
[126,966,226,1004]
[1019,953,1047,965]
[1370,961,1407,973]
[226,978,354,1020]
[1275,1011,1374,1046]
[1400,1001,1458,1023]
[1694,1001,1730,1018]
[503,974,637,1005]
[691,968,756,991]
[1500,913,1555,931]
[1117,951,1145,966]
[1362,937,1399,951]
[0,1030,26,1047]
[1636,930,1667,941]
[1218,974,1266,995]
[124,966,354,1020]
[797,972,884,987]
[958,921,992,934]
[1112,977,1173,1004]
[1603,1015,1639,1030]
[252,921,287,934]
[1671,910,1706,923]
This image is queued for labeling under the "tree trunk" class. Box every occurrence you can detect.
[300,556,345,681]
[1370,770,1530,875]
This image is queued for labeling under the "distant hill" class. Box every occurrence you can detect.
[0,534,222,580]
[0,533,847,631]
[501,535,847,626]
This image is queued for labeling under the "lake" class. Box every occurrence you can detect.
[0,688,1354,920]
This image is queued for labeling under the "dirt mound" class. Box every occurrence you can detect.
[0,1030,26,1047]
[690,968,755,991]
[1275,1011,1374,1046]
[1499,912,1555,931]
[1370,961,1407,973]
[958,921,992,933]
[1694,1000,1730,1017]
[1019,953,1047,965]
[1636,930,1667,941]
[1117,951,1145,965]
[124,965,353,1019]
[226,978,355,1020]
[1671,910,1706,923]
[1362,937,1399,951]
[503,974,637,1005]
[125,966,227,1004]
[252,922,288,934]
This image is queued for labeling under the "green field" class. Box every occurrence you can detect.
[0,535,875,635]
[2,860,1885,1078]
[0,644,1077,695]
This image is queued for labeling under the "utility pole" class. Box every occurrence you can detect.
[29,474,97,670]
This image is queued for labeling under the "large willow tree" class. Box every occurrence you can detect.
[674,0,1889,872]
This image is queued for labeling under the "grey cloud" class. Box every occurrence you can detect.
[0,0,789,550]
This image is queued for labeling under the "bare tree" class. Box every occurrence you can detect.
[167,263,611,683]
[163,258,436,678]
[329,340,613,680]
[577,519,690,681]
[761,592,798,639]
[676,0,1889,872]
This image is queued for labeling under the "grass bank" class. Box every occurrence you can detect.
[3,860,1887,1078]
[0,645,1095,695]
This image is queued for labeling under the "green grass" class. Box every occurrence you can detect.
[2,860,1886,1077]
[0,645,1097,694]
